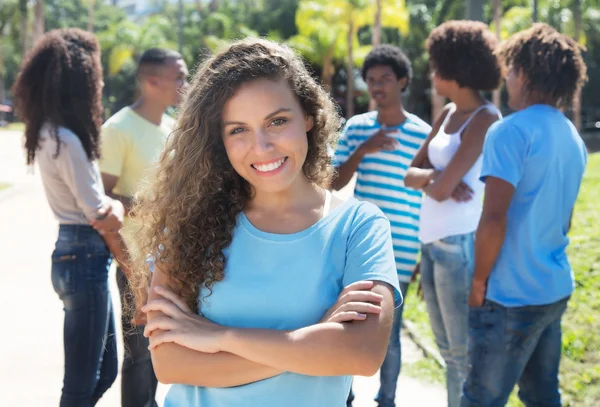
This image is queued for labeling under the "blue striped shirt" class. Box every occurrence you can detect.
[334,111,431,282]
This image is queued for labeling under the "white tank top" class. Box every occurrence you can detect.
[419,103,501,244]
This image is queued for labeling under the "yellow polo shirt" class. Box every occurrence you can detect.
[100,107,175,249]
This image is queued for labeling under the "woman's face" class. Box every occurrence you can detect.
[221,78,314,194]
[506,65,526,110]
[430,66,454,98]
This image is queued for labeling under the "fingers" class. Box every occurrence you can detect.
[148,330,176,350]
[452,182,473,202]
[328,311,368,323]
[143,316,177,337]
[154,286,193,313]
[339,281,374,296]
[338,290,384,305]
[142,298,185,318]
[336,301,382,315]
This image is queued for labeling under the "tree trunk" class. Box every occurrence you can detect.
[492,0,502,108]
[573,0,582,130]
[33,0,44,45]
[321,46,335,92]
[88,0,95,32]
[368,0,383,112]
[466,0,484,21]
[19,0,29,57]
[373,0,382,47]
[346,21,355,118]
[533,0,539,22]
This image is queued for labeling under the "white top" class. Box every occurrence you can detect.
[37,123,109,224]
[419,104,501,244]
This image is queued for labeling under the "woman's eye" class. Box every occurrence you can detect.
[271,118,288,126]
[229,127,245,135]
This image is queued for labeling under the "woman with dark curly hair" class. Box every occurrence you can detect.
[462,23,587,407]
[132,38,401,406]
[12,28,131,406]
[404,20,502,407]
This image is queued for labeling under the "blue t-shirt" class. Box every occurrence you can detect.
[480,104,587,307]
[164,198,401,407]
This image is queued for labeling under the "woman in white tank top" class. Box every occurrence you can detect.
[404,21,502,407]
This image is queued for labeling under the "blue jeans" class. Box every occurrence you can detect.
[116,267,158,407]
[421,233,474,407]
[51,225,118,407]
[461,297,569,407]
[375,281,410,407]
[346,281,409,407]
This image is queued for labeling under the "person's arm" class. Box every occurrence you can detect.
[148,260,283,387]
[469,177,514,306]
[101,173,134,214]
[469,122,527,307]
[145,214,398,377]
[404,106,451,189]
[218,281,394,376]
[424,111,499,202]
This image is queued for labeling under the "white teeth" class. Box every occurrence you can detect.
[253,158,286,172]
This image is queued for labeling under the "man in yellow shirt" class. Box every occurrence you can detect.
[100,48,188,407]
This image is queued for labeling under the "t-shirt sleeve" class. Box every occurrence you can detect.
[55,138,108,222]
[343,208,402,307]
[99,124,127,177]
[333,119,356,167]
[480,122,528,188]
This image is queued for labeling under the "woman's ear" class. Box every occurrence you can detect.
[305,115,314,132]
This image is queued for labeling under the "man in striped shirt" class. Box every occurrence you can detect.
[332,45,431,407]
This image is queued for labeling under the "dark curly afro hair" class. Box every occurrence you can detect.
[427,20,502,91]
[498,23,588,108]
[361,44,412,91]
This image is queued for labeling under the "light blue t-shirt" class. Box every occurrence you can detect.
[480,104,587,307]
[164,198,401,407]
[333,111,431,283]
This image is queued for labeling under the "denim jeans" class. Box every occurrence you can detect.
[421,233,474,407]
[51,225,118,407]
[117,267,158,407]
[347,281,409,407]
[375,281,410,407]
[461,296,569,407]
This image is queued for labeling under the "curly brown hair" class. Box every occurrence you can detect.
[498,23,588,108]
[12,28,104,165]
[130,38,340,311]
[427,20,502,91]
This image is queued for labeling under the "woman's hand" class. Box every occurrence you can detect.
[320,281,383,323]
[91,199,124,235]
[142,285,226,353]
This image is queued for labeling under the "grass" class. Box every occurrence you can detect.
[1,122,25,132]
[404,152,600,407]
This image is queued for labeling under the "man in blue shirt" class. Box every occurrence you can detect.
[462,24,588,407]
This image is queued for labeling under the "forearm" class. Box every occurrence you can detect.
[107,192,133,215]
[152,342,281,387]
[473,215,507,285]
[102,232,132,278]
[332,149,365,190]
[221,320,387,377]
[404,167,436,190]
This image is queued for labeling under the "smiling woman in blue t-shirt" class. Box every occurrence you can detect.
[128,38,401,407]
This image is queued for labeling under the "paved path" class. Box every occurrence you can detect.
[0,130,446,406]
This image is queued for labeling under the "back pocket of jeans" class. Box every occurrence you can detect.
[51,249,81,298]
